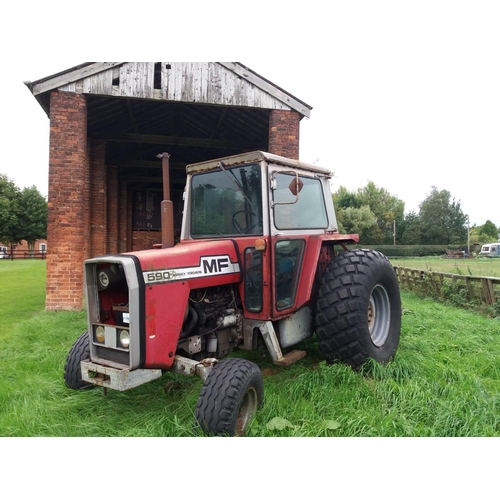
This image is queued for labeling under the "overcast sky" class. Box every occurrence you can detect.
[2,1,499,230]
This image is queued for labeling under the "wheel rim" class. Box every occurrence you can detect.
[368,284,391,347]
[235,386,258,436]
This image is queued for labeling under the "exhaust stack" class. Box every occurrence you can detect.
[157,152,175,248]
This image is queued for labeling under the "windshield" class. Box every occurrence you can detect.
[190,163,262,237]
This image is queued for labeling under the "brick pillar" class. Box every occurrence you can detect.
[90,140,107,257]
[268,110,300,159]
[46,91,88,311]
[118,181,129,253]
[107,166,119,254]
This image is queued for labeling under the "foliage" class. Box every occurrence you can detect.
[0,175,47,251]
[357,181,405,244]
[418,187,467,245]
[397,210,422,245]
[470,220,499,247]
[336,205,377,240]
[18,187,48,253]
[0,174,22,246]
[333,182,475,247]
[358,245,449,257]
[333,181,404,245]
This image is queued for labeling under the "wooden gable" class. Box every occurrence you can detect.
[27,62,311,118]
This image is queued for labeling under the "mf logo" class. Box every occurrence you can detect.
[201,256,230,274]
[143,254,240,285]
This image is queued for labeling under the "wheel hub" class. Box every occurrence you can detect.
[235,387,258,436]
[368,284,391,347]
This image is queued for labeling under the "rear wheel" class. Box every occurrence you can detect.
[315,249,401,368]
[194,358,264,436]
[64,331,93,390]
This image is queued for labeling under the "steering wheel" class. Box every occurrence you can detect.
[232,210,262,234]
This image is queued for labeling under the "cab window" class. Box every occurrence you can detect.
[273,173,328,230]
[191,164,262,237]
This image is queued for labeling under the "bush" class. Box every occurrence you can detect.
[351,245,449,258]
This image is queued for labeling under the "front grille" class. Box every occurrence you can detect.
[95,345,130,366]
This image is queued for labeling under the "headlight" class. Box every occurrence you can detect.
[119,329,130,348]
[98,270,110,289]
[95,326,105,343]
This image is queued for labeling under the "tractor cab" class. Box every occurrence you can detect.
[182,151,338,239]
[181,151,346,325]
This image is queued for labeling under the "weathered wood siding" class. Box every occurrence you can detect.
[57,62,294,111]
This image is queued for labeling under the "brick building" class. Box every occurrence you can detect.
[25,62,312,310]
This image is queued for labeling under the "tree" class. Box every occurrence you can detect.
[332,182,405,244]
[399,210,422,245]
[0,174,22,253]
[336,205,377,241]
[18,186,48,255]
[478,220,499,241]
[418,187,467,245]
[333,186,362,210]
[357,182,405,244]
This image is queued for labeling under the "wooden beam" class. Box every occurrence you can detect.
[107,159,185,169]
[97,132,261,149]
[29,63,125,96]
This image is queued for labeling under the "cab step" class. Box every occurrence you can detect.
[274,350,306,367]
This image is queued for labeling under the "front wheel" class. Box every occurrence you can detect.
[64,331,93,390]
[315,249,401,368]
[194,358,264,436]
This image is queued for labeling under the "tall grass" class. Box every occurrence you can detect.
[1,261,500,436]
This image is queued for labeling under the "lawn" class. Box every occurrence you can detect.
[1,260,500,437]
[0,260,47,331]
[390,255,500,277]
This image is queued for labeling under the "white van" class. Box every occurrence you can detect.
[479,243,500,257]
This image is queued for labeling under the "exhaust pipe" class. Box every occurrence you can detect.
[157,152,175,248]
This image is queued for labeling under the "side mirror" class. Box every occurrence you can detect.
[288,176,304,196]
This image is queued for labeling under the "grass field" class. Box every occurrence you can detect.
[390,256,500,277]
[1,259,500,437]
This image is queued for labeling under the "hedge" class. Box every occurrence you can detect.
[350,245,449,257]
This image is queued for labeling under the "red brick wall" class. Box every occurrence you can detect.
[46,91,88,311]
[132,231,161,251]
[268,110,300,159]
[118,181,129,253]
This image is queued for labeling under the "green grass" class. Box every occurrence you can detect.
[390,255,500,277]
[0,260,47,330]
[1,260,500,436]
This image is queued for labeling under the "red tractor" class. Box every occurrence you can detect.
[64,151,401,436]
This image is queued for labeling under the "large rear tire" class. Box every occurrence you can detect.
[315,249,401,368]
[194,358,264,436]
[64,331,93,390]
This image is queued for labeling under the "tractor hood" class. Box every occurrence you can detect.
[129,240,242,286]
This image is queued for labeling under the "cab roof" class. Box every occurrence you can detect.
[185,151,332,177]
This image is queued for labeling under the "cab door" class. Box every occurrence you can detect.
[269,169,330,317]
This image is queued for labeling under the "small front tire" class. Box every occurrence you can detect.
[194,358,264,436]
[64,331,93,390]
